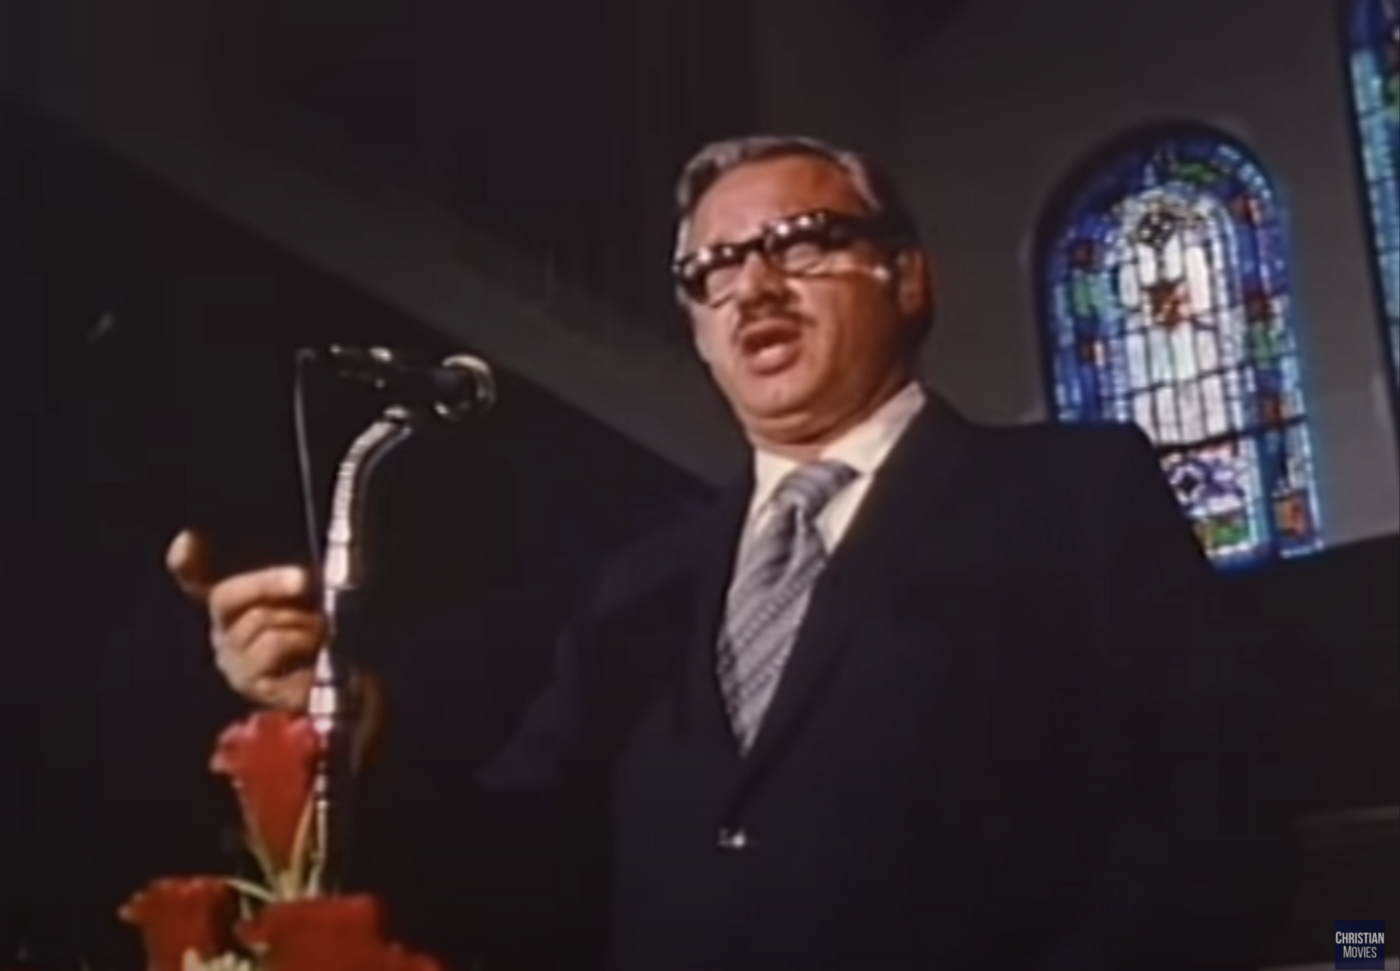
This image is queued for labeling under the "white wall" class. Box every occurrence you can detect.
[894,0,1399,547]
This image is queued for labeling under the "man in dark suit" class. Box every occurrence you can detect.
[169,134,1281,970]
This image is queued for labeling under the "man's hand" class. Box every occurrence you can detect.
[167,530,324,712]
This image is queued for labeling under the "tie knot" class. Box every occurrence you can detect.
[771,460,857,520]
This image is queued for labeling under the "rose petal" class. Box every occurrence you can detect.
[211,712,319,873]
[118,877,235,971]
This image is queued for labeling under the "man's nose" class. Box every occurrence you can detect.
[729,251,789,306]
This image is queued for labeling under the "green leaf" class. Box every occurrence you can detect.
[304,863,323,898]
[242,830,276,889]
[223,877,275,903]
[237,887,256,922]
[288,798,317,896]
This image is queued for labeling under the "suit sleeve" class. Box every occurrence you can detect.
[1034,426,1292,971]
[471,625,589,792]
[351,590,600,967]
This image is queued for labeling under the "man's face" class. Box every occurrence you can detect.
[678,155,929,449]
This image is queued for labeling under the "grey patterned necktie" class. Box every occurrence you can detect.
[718,459,858,752]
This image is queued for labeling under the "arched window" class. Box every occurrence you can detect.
[1346,0,1399,384]
[1037,129,1323,569]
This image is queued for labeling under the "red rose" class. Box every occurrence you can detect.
[118,876,235,971]
[238,896,444,971]
[211,710,319,874]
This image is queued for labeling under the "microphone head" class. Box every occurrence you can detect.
[436,353,496,421]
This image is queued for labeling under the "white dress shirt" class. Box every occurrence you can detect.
[744,381,927,553]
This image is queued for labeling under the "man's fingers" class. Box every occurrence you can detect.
[220,605,324,663]
[207,566,311,632]
[176,529,321,713]
[166,530,211,600]
[244,626,321,679]
[251,669,315,713]
[215,624,321,695]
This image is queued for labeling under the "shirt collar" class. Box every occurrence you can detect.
[749,381,927,516]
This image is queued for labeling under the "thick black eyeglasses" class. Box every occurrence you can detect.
[672,209,904,307]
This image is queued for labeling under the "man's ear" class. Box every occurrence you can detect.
[890,248,932,322]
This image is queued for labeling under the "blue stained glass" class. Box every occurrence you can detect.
[1348,0,1400,383]
[1040,133,1324,568]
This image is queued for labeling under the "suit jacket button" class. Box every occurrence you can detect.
[717,827,749,851]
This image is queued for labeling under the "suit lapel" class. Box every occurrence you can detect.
[677,472,752,743]
[729,398,980,789]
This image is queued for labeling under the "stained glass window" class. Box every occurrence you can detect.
[1347,0,1400,384]
[1039,133,1323,568]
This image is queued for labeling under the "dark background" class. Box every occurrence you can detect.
[3,103,714,968]
[3,86,1397,967]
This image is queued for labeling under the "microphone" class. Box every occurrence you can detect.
[313,346,497,421]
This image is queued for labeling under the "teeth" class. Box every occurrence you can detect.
[746,332,794,353]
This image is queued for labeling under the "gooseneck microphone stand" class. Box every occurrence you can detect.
[301,347,495,891]
[304,403,416,892]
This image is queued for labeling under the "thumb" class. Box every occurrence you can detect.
[166,529,212,601]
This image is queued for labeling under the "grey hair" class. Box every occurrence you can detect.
[672,133,921,257]
[671,134,933,346]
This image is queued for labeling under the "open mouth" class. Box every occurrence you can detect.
[738,321,804,375]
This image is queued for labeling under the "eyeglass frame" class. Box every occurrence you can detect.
[670,208,914,307]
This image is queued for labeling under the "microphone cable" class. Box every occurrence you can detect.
[292,348,325,579]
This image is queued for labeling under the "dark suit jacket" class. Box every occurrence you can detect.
[374,399,1284,971]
